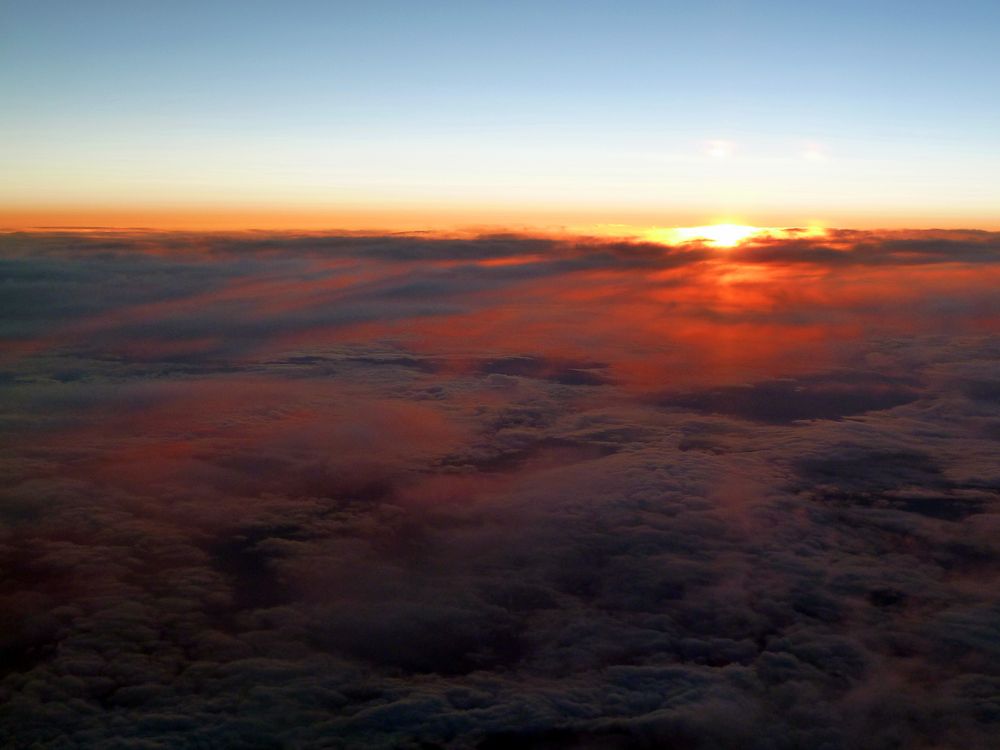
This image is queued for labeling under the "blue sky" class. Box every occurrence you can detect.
[3,0,999,227]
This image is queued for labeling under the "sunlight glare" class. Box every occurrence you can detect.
[581,222,828,248]
[640,224,763,247]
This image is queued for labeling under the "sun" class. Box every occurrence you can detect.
[673,224,762,247]
[580,222,827,248]
[644,223,764,248]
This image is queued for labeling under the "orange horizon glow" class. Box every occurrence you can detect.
[2,206,999,235]
[631,224,828,247]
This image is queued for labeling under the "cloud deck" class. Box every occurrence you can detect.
[1,230,999,748]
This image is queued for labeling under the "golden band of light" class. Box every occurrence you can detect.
[582,223,828,247]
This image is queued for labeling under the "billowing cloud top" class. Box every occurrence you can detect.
[1,229,1000,748]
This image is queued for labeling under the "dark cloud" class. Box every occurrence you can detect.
[656,371,921,424]
[477,355,613,386]
[730,229,1000,267]
[1,229,1000,748]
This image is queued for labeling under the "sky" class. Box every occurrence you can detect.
[3,0,1000,229]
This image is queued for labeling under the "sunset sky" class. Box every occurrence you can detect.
[4,4,1000,748]
[3,0,1000,230]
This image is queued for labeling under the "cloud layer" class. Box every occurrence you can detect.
[1,229,999,748]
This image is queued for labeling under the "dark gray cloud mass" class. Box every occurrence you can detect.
[1,229,1000,748]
